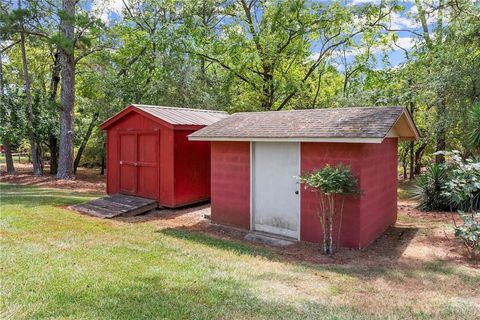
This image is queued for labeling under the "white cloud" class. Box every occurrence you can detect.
[389,11,419,29]
[349,0,382,5]
[92,0,126,23]
[309,35,415,62]
[394,36,416,49]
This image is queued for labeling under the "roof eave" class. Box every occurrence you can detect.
[100,105,176,130]
[387,109,420,141]
[188,136,385,143]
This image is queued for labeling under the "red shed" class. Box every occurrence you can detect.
[100,105,228,208]
[189,107,419,249]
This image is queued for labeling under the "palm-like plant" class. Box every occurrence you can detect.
[414,164,450,211]
[468,103,480,152]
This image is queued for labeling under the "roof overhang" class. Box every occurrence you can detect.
[189,136,384,143]
[188,107,420,143]
[100,105,173,130]
[100,105,207,131]
[389,109,420,141]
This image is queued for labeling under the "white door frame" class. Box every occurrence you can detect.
[249,142,301,240]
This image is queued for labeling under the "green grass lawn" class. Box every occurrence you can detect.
[0,153,29,165]
[1,183,479,319]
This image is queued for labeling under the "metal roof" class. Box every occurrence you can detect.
[133,104,228,126]
[189,106,418,142]
[100,104,229,129]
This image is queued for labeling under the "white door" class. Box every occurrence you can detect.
[252,142,300,239]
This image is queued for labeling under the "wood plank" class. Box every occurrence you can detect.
[70,194,158,218]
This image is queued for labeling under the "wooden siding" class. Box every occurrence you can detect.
[210,141,250,229]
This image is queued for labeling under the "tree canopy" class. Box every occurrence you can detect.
[0,0,479,177]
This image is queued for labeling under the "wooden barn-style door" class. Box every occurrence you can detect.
[119,130,159,200]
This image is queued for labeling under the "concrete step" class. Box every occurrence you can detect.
[245,231,296,246]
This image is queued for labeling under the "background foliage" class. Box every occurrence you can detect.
[0,0,479,173]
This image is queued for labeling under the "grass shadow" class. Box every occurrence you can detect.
[159,227,274,260]
[0,183,99,207]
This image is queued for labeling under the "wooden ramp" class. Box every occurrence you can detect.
[70,193,157,218]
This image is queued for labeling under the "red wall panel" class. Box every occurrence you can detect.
[159,128,174,206]
[104,110,213,208]
[358,138,398,248]
[106,112,168,201]
[300,139,398,249]
[208,139,398,249]
[300,143,363,247]
[173,129,211,206]
[210,142,250,229]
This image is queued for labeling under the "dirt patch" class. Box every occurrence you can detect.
[0,163,106,194]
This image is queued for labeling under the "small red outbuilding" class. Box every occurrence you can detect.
[100,105,228,208]
[189,106,419,249]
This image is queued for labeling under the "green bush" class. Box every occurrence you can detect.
[299,164,361,255]
[414,164,450,211]
[454,212,480,255]
[414,152,480,212]
[416,151,480,255]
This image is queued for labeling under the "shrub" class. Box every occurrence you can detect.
[441,152,480,211]
[454,212,480,256]
[414,152,480,212]
[414,164,450,211]
[299,164,361,255]
[468,103,480,151]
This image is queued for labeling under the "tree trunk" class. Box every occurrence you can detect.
[408,79,415,179]
[2,139,15,175]
[18,3,43,176]
[73,112,98,174]
[100,153,106,175]
[57,0,76,180]
[312,67,324,108]
[409,141,415,179]
[414,142,427,174]
[50,49,61,101]
[48,50,61,175]
[48,135,58,175]
[435,98,446,164]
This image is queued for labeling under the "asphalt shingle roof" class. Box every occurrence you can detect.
[189,106,406,139]
[133,104,228,126]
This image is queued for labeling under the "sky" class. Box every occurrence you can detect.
[89,0,433,70]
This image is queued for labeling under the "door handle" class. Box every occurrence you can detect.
[295,190,299,195]
[119,161,123,165]
[134,162,138,167]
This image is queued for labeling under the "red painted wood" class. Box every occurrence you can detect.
[173,130,211,206]
[300,138,398,249]
[208,139,398,249]
[104,108,212,207]
[358,138,398,248]
[210,141,250,229]
[300,142,363,248]
[119,133,137,194]
[136,132,159,199]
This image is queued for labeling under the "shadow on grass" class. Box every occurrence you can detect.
[366,226,418,259]
[0,183,99,207]
[398,179,416,201]
[159,227,274,260]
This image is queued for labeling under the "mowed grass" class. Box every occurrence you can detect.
[1,184,479,319]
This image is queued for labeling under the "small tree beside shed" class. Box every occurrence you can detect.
[300,164,361,255]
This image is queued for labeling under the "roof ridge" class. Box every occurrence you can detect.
[133,104,227,114]
[234,106,403,115]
